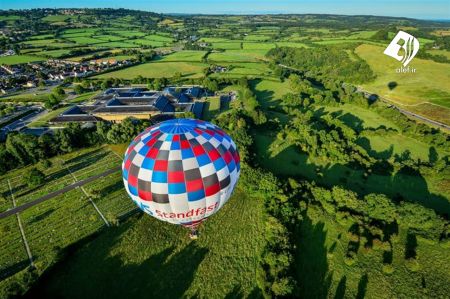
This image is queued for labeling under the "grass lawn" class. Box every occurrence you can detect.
[251,78,450,213]
[243,42,276,50]
[95,62,207,79]
[0,55,46,65]
[203,97,220,120]
[41,15,70,22]
[253,130,450,214]
[25,186,266,298]
[355,44,450,124]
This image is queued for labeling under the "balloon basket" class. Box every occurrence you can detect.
[188,226,199,240]
[189,230,199,240]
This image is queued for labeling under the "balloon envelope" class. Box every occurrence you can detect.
[122,118,240,227]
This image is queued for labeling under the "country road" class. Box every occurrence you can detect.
[278,64,450,130]
[0,166,121,220]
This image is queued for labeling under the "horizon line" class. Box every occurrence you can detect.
[0,8,449,22]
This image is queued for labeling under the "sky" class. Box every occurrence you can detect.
[1,0,449,20]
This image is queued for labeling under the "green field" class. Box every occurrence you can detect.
[28,106,71,127]
[159,51,207,62]
[250,79,450,213]
[355,44,450,125]
[1,92,51,103]
[25,187,265,298]
[95,62,207,79]
[0,55,46,65]
[208,50,269,62]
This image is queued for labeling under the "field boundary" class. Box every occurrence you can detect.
[63,161,110,226]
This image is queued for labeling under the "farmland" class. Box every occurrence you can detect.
[25,188,265,298]
[0,55,46,64]
[95,61,207,79]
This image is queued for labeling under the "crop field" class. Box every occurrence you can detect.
[25,187,266,298]
[95,61,207,79]
[0,55,46,65]
[1,147,122,206]
[0,215,28,280]
[355,44,450,124]
[0,145,133,296]
[20,188,105,268]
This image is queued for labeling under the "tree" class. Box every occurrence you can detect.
[24,167,45,187]
[364,193,397,223]
[53,86,65,96]
[74,84,85,94]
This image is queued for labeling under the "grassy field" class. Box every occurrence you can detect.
[203,96,221,120]
[158,51,207,62]
[25,186,266,298]
[0,55,46,65]
[0,146,132,297]
[1,92,51,103]
[355,44,450,125]
[95,62,207,79]
[208,50,269,62]
[296,205,450,298]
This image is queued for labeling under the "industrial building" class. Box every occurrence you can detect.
[50,86,206,124]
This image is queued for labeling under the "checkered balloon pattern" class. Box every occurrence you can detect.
[122,118,240,227]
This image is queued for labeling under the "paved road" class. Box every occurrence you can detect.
[278,64,450,130]
[0,166,121,220]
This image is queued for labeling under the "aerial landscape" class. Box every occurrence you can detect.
[0,0,449,298]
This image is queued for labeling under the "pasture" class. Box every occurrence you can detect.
[95,62,207,79]
[0,55,46,65]
[355,44,450,125]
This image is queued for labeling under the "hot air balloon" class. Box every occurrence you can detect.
[122,118,240,238]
